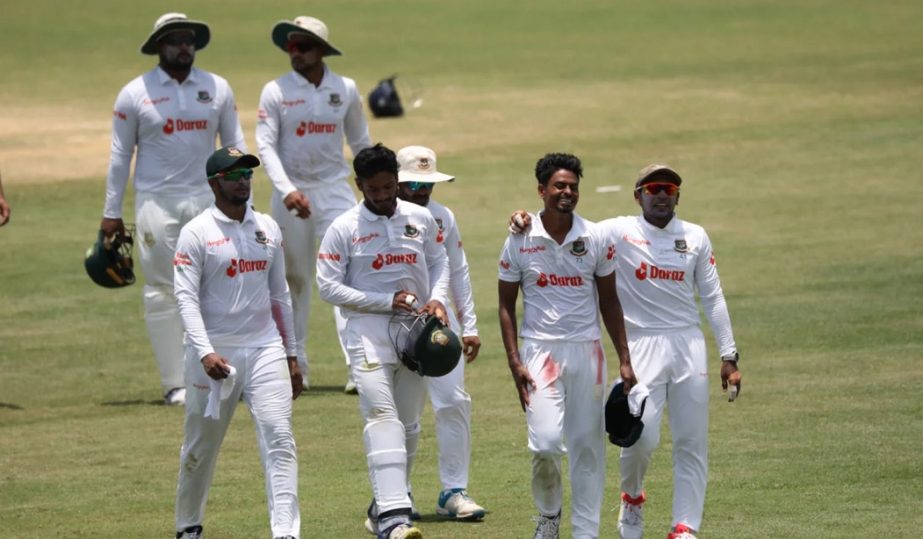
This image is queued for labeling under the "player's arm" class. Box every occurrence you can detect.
[694,230,741,399]
[596,271,636,392]
[173,227,228,380]
[343,78,372,156]
[423,215,451,325]
[217,80,247,152]
[0,172,10,227]
[445,221,481,361]
[316,223,394,313]
[498,279,533,412]
[255,82,310,218]
[101,87,138,237]
[266,221,302,399]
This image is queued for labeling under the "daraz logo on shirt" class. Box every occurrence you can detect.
[226,258,268,277]
[371,253,417,270]
[536,272,584,288]
[635,262,685,282]
[163,118,208,134]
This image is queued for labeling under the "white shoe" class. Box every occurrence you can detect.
[385,522,422,539]
[436,488,486,520]
[532,512,560,539]
[164,387,186,406]
[618,492,645,539]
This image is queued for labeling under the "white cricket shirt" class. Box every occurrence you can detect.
[174,205,296,360]
[595,215,737,357]
[316,198,450,318]
[498,212,616,342]
[427,200,479,338]
[256,68,372,197]
[104,67,246,218]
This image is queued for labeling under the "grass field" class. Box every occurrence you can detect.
[1,1,922,537]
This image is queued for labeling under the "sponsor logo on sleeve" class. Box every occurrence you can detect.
[173,252,192,266]
[257,109,268,120]
[318,252,341,261]
[499,259,511,270]
[709,251,716,265]
[607,244,616,260]
[113,110,128,120]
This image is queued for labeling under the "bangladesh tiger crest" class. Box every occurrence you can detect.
[197,90,213,103]
[328,93,342,107]
[404,224,420,238]
[570,238,587,257]
[255,230,269,245]
[674,239,688,253]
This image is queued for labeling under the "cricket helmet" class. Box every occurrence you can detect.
[605,381,646,447]
[391,313,461,377]
[368,76,404,118]
[85,228,136,288]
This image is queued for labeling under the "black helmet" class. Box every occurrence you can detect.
[605,381,646,447]
[84,228,136,288]
[392,313,461,377]
[368,76,404,118]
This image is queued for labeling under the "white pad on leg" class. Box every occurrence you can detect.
[143,285,185,391]
[364,418,409,513]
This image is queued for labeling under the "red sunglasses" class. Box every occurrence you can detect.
[287,40,322,54]
[636,182,680,196]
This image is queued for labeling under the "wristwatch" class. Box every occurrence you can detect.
[721,352,739,363]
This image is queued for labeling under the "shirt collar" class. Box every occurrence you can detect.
[530,211,590,245]
[359,198,404,222]
[209,203,256,225]
[156,66,198,85]
[638,213,679,233]
[291,66,331,89]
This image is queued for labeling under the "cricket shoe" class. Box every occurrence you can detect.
[532,511,561,539]
[666,523,698,539]
[436,488,486,520]
[164,387,186,406]
[175,525,202,538]
[618,491,646,539]
[380,522,422,539]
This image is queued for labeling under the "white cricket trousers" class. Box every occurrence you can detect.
[175,344,300,538]
[135,191,212,394]
[619,326,708,532]
[271,182,355,377]
[522,338,607,539]
[422,308,472,491]
[345,317,428,515]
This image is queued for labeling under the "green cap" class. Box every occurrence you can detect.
[206,146,260,178]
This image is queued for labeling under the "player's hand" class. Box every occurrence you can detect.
[422,300,449,326]
[201,353,231,381]
[721,360,742,402]
[392,291,419,313]
[0,197,10,227]
[283,190,311,219]
[462,336,481,363]
[509,361,536,412]
[619,363,638,393]
[100,217,125,239]
[287,356,303,400]
[508,210,531,234]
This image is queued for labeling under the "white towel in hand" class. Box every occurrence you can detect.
[204,365,237,420]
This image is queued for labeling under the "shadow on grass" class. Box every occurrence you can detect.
[0,401,24,410]
[302,385,358,395]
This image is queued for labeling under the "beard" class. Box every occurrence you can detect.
[159,49,195,72]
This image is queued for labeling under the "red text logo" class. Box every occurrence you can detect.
[226,258,268,277]
[173,252,192,266]
[536,273,584,288]
[607,244,616,260]
[318,252,341,261]
[163,118,208,135]
[352,232,380,245]
[622,234,650,246]
[635,262,685,282]
[207,237,230,247]
[296,121,337,137]
[371,253,418,270]
[519,246,546,254]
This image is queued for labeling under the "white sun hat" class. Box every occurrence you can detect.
[397,146,455,183]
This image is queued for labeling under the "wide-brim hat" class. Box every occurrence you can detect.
[635,163,683,188]
[206,146,261,178]
[140,12,210,55]
[397,146,455,184]
[272,16,342,56]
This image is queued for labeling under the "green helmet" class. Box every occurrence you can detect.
[395,314,461,377]
[84,228,136,288]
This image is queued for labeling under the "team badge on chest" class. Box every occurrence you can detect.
[674,239,688,253]
[328,93,342,107]
[255,230,269,245]
[404,224,420,238]
[197,90,213,103]
[570,238,587,257]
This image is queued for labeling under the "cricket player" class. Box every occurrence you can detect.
[509,164,742,539]
[394,146,486,522]
[100,13,247,405]
[173,147,302,539]
[497,153,636,539]
[316,143,450,539]
[256,15,372,392]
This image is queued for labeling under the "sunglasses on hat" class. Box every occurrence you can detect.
[636,182,680,196]
[210,168,253,182]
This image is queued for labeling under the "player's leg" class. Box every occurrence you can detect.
[521,339,566,521]
[136,193,188,403]
[666,329,709,533]
[561,340,607,539]
[618,332,670,539]
[347,317,418,535]
[175,346,243,532]
[271,190,314,385]
[245,344,300,538]
[394,362,428,518]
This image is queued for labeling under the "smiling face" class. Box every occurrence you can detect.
[539,169,580,214]
[635,180,680,228]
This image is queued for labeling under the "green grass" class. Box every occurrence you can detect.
[1,0,922,537]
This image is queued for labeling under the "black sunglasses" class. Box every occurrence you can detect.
[159,32,196,47]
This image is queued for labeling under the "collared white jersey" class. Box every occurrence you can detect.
[596,215,736,357]
[104,67,246,219]
[498,212,616,342]
[316,199,450,319]
[427,199,479,338]
[256,68,372,196]
[174,205,296,360]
